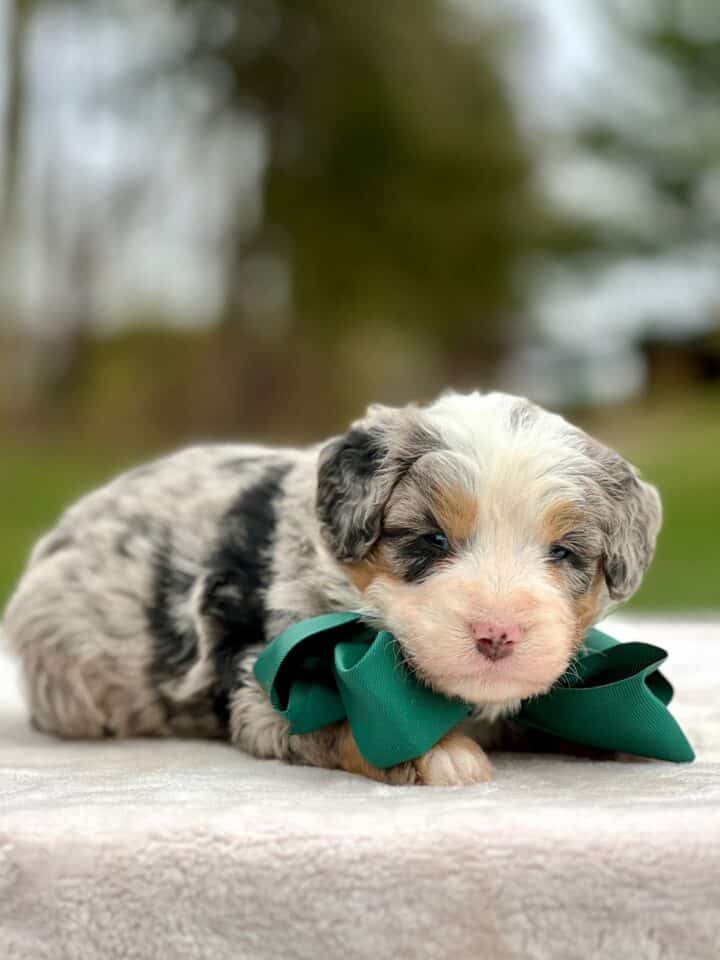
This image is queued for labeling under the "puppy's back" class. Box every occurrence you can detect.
[2,443,305,739]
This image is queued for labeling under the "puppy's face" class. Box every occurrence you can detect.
[316,392,661,710]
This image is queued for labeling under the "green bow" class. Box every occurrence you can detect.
[253,612,695,769]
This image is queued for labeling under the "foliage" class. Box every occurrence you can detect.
[2,386,719,612]
[176,1,537,353]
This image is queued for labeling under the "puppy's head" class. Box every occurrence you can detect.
[316,392,661,709]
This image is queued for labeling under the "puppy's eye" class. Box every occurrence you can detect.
[422,531,450,552]
[548,544,574,563]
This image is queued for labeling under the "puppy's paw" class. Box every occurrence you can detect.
[337,723,419,784]
[413,732,493,786]
[336,725,491,786]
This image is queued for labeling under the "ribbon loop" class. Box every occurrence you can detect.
[254,616,695,767]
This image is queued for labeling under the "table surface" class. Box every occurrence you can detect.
[1,616,718,960]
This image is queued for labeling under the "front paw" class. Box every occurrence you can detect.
[337,725,492,786]
[413,732,493,786]
[337,724,419,784]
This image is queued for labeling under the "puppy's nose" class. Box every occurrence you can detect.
[470,621,520,661]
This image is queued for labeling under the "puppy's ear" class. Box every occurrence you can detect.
[582,438,662,602]
[316,404,438,561]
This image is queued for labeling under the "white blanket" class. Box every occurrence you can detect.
[1,617,718,960]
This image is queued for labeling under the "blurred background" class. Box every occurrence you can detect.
[1,0,719,612]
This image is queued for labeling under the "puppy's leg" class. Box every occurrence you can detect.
[337,725,492,786]
[229,649,491,785]
[3,551,169,739]
[228,660,417,783]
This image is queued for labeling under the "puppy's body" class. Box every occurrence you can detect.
[2,392,662,785]
[3,445,353,737]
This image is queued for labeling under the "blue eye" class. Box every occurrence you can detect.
[423,531,450,552]
[548,544,573,562]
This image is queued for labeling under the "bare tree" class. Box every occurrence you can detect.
[1,0,30,238]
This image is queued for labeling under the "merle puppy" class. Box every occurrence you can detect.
[3,391,661,785]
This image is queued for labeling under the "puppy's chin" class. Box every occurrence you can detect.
[424,661,566,707]
[363,573,577,709]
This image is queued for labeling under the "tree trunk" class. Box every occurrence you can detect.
[1,0,28,237]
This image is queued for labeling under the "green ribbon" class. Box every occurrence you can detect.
[253,612,695,769]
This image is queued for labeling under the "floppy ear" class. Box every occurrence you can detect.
[583,439,662,602]
[316,404,438,561]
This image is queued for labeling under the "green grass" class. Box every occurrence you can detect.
[0,390,718,612]
[589,390,720,612]
[0,443,144,606]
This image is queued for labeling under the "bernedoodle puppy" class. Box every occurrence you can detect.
[2,391,661,785]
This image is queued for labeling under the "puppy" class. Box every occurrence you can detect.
[2,391,661,785]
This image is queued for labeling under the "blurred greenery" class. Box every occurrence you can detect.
[0,444,143,607]
[1,0,719,614]
[589,387,720,611]
[1,0,544,437]
[1,386,719,612]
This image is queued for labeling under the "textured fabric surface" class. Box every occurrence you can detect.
[1,617,718,960]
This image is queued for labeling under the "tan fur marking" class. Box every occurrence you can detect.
[337,723,418,784]
[345,555,399,593]
[337,724,492,786]
[574,568,605,637]
[431,483,479,543]
[344,561,375,592]
[542,499,584,544]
